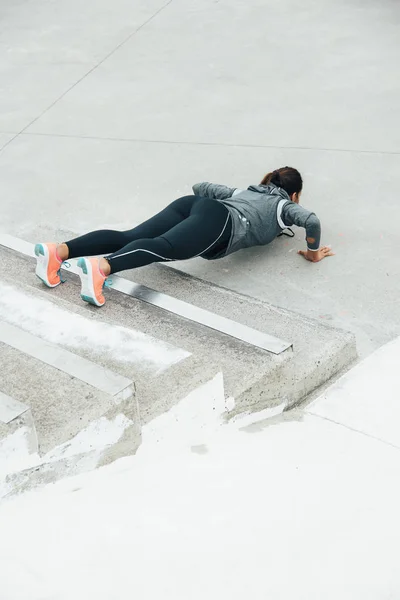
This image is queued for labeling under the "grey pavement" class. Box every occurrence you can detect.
[1,0,399,360]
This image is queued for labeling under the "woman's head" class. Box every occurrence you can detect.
[261,166,303,203]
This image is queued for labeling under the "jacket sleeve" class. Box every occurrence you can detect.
[192,182,237,200]
[282,203,321,251]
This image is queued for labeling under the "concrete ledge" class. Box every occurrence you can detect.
[123,262,358,414]
[0,244,358,496]
[0,340,140,456]
[0,234,291,354]
[3,374,223,498]
[0,245,358,422]
[0,321,133,398]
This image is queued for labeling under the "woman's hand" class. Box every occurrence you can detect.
[298,246,335,263]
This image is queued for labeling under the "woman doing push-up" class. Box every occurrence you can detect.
[34,166,334,307]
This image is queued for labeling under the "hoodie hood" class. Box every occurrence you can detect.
[247,183,290,200]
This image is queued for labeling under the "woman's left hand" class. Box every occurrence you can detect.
[298,246,335,263]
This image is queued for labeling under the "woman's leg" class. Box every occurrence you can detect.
[35,195,197,288]
[77,198,231,307]
[63,195,197,259]
[106,197,231,274]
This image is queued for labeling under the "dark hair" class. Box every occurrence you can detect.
[261,166,303,197]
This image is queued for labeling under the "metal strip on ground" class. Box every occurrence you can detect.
[0,234,292,355]
[0,321,133,397]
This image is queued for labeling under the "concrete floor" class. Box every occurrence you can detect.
[2,339,400,600]
[0,0,399,357]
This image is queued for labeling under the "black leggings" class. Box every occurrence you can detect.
[65,195,232,274]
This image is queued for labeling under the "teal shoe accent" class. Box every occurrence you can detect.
[77,257,88,274]
[34,243,45,257]
[81,294,95,305]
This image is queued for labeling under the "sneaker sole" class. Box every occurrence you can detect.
[34,243,60,288]
[77,258,105,307]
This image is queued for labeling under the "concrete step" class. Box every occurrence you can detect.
[2,373,225,499]
[0,326,142,497]
[0,236,357,494]
[0,241,357,414]
[0,326,140,451]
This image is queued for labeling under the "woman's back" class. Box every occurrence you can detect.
[193,181,319,258]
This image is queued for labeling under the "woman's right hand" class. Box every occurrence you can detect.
[298,246,335,263]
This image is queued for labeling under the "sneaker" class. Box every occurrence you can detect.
[34,243,63,288]
[77,257,107,307]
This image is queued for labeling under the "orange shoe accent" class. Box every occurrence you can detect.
[34,243,62,288]
[77,257,106,307]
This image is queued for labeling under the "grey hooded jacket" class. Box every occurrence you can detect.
[192,182,321,259]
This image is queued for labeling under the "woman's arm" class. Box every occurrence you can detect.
[282,203,334,263]
[192,182,237,199]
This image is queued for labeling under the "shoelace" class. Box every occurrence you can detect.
[57,261,71,284]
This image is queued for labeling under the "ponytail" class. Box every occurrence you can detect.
[260,166,303,197]
[261,170,283,187]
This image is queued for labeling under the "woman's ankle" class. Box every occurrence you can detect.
[56,243,69,262]
[99,257,111,277]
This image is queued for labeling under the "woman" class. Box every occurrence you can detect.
[34,166,334,307]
